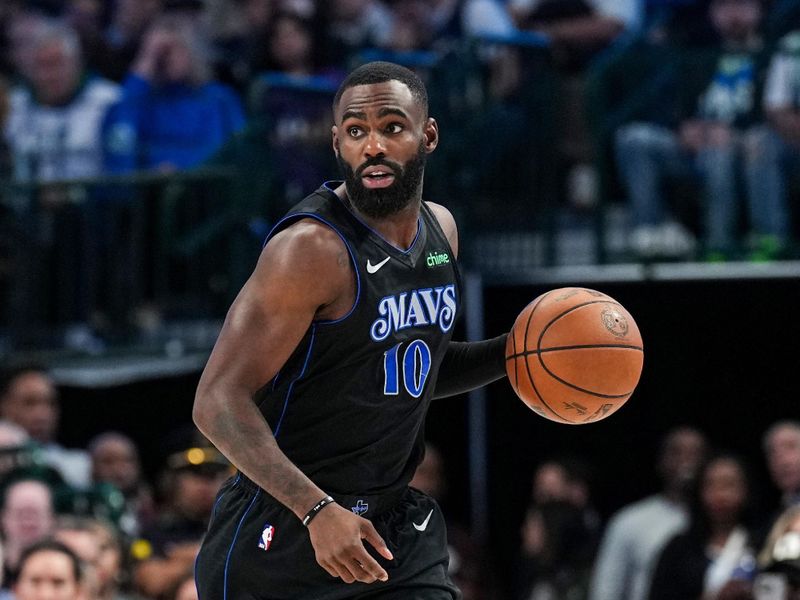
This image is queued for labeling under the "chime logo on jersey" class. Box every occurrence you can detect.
[258,524,274,551]
[370,284,457,341]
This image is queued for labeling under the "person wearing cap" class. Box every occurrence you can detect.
[132,446,230,598]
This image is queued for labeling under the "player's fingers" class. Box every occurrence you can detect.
[330,557,358,584]
[316,557,339,580]
[362,522,394,561]
[350,558,379,583]
[351,546,389,582]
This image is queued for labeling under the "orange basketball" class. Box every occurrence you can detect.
[505,287,643,424]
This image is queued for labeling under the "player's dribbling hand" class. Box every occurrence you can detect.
[307,503,393,584]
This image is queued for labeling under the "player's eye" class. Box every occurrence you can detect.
[347,126,363,138]
[386,123,403,134]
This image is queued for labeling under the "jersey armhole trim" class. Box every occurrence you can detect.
[264,212,361,325]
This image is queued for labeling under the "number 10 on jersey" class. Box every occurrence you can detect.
[383,340,432,398]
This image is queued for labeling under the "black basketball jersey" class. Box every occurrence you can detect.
[255,182,461,498]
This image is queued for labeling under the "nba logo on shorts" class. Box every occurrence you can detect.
[258,524,275,551]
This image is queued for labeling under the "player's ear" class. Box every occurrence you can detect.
[423,117,438,154]
[332,126,340,157]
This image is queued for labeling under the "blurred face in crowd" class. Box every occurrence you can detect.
[55,528,100,599]
[1,371,59,444]
[710,0,761,43]
[14,549,82,600]
[91,435,141,494]
[659,427,708,492]
[91,525,122,598]
[1,481,55,551]
[269,15,313,72]
[29,39,83,107]
[173,468,229,521]
[159,30,195,83]
[766,425,800,495]
[701,457,748,528]
[532,462,570,505]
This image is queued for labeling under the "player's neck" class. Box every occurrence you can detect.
[362,201,421,250]
[335,184,422,250]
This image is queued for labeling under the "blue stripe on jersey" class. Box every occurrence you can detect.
[333,194,422,255]
[223,490,260,600]
[274,324,316,439]
[264,212,362,325]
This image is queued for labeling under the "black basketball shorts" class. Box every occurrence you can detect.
[195,475,461,600]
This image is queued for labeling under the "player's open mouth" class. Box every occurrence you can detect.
[361,167,396,189]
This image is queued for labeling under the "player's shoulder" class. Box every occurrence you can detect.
[424,201,458,257]
[264,217,346,260]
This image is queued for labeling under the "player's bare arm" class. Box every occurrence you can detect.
[193,219,391,584]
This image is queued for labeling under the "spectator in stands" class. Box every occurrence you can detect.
[648,453,758,600]
[5,20,120,181]
[54,516,135,600]
[0,367,90,488]
[132,445,230,598]
[516,458,601,599]
[13,540,84,600]
[251,9,344,210]
[508,0,641,70]
[3,20,121,337]
[615,0,782,261]
[210,0,277,90]
[589,426,708,600]
[0,368,90,487]
[103,15,245,174]
[318,0,395,65]
[753,505,800,598]
[762,29,800,257]
[763,421,800,517]
[517,500,597,600]
[0,477,55,587]
[89,432,155,538]
[96,0,163,82]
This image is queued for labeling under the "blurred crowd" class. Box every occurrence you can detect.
[1,0,800,350]
[414,423,800,600]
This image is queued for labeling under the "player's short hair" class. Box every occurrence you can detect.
[333,61,428,118]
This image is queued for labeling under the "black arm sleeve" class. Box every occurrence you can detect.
[433,333,508,399]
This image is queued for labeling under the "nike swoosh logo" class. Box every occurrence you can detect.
[366,257,391,274]
[413,509,434,532]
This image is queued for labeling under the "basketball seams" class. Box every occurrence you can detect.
[521,343,643,355]
[521,290,564,420]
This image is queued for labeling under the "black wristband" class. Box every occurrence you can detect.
[302,495,336,527]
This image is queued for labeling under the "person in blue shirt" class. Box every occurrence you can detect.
[103,15,245,173]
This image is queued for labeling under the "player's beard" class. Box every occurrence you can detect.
[338,143,427,219]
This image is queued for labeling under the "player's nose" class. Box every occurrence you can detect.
[363,130,387,157]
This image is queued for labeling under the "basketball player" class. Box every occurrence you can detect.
[192,62,509,598]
